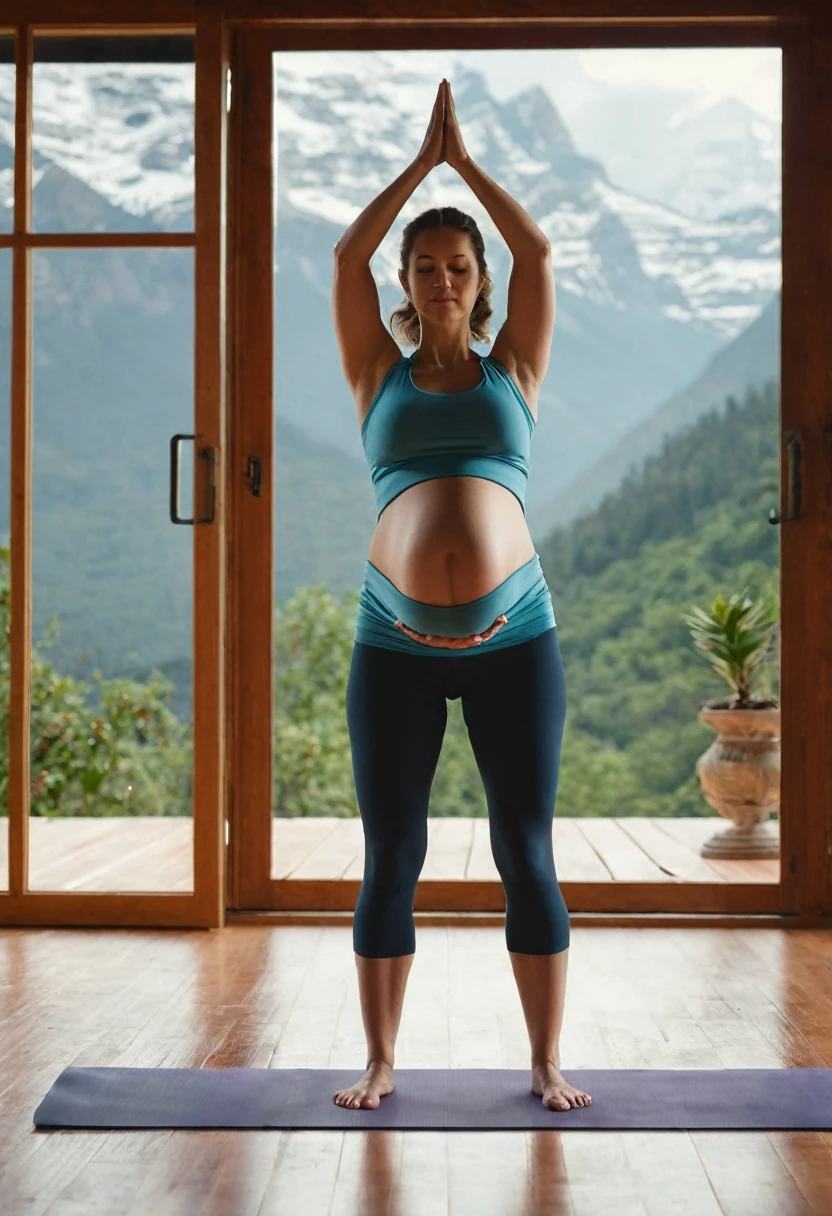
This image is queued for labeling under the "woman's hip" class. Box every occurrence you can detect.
[353,552,556,658]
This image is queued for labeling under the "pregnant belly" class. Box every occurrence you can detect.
[367,476,536,605]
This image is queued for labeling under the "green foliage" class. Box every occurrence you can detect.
[0,546,192,818]
[682,586,779,707]
[537,377,780,818]
[544,385,779,583]
[273,582,358,818]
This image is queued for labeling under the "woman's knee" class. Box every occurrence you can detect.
[503,870,571,954]
[362,832,428,893]
[353,837,424,958]
[491,821,557,884]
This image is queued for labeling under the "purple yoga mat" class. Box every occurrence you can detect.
[33,1066,832,1130]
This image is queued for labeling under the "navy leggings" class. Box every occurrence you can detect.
[345,626,570,958]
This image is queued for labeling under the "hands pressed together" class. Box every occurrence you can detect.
[418,78,469,172]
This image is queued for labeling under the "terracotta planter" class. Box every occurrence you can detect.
[695,702,780,859]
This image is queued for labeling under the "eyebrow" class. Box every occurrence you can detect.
[415,253,468,260]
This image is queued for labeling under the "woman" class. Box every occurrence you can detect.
[331,79,591,1115]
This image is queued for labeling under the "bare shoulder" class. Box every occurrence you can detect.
[487,339,540,421]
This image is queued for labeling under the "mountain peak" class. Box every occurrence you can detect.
[500,83,575,158]
[447,64,491,110]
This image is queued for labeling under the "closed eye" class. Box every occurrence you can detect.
[418,268,465,273]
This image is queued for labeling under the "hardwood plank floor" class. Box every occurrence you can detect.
[0,816,779,892]
[0,924,830,1214]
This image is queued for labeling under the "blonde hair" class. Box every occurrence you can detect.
[389,206,494,348]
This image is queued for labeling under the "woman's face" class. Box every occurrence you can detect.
[399,228,485,328]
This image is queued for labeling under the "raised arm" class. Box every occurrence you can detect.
[438,81,555,387]
[333,80,445,262]
[443,81,550,259]
[332,83,446,395]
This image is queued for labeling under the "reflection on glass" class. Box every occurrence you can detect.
[28,248,194,891]
[269,49,781,884]
[0,40,14,236]
[32,37,194,234]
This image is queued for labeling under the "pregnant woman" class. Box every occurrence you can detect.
[332,79,591,1115]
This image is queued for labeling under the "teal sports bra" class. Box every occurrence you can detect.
[360,351,537,520]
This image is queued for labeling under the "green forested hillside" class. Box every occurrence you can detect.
[541,378,780,583]
[528,290,780,534]
[528,377,781,818]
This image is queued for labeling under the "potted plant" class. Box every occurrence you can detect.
[682,586,780,859]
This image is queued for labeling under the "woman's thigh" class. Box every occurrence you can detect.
[460,628,567,834]
[346,642,449,845]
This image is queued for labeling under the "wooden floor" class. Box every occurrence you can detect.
[0,923,830,1214]
[0,816,780,891]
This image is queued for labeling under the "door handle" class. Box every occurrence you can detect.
[768,429,802,525]
[170,432,216,524]
[246,456,261,498]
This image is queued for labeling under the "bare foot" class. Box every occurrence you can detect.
[531,1061,592,1111]
[333,1061,394,1110]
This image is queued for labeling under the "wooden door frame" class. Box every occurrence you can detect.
[226,5,832,927]
[0,6,228,927]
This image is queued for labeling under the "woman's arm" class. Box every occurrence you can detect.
[456,157,550,258]
[334,157,430,263]
[335,81,445,263]
[441,83,548,257]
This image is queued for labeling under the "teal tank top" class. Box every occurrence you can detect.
[360,351,536,520]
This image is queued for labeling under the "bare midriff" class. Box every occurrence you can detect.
[359,350,539,606]
[367,476,536,605]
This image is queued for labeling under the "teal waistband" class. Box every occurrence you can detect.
[353,553,556,657]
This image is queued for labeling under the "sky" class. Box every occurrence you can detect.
[460,48,780,122]
[278,47,782,125]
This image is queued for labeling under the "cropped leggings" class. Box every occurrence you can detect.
[346,625,570,958]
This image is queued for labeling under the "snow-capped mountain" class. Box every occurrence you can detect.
[0,61,195,229]
[0,57,780,341]
[273,59,779,341]
[567,87,781,221]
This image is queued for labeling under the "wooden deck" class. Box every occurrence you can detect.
[0,815,780,891]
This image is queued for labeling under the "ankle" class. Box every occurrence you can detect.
[531,1054,561,1071]
[365,1056,394,1072]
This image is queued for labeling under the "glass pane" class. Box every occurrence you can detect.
[0,248,8,887]
[0,36,14,235]
[271,48,781,887]
[32,36,194,234]
[28,247,194,892]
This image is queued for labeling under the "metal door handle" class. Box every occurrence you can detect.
[170,433,216,524]
[768,429,802,525]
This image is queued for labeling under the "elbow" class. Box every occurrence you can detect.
[515,240,551,260]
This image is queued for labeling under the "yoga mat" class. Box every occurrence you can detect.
[34,1067,832,1131]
